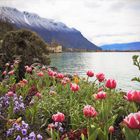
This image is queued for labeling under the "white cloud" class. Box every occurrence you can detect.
[0,0,140,46]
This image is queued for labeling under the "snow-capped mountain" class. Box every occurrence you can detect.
[0,6,100,50]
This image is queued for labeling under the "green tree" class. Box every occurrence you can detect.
[1,29,50,81]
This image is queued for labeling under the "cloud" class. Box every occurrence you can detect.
[0,0,140,45]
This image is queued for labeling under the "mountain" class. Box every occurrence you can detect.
[101,42,140,51]
[0,6,101,51]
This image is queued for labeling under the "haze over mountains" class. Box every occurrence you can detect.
[0,6,100,51]
[101,42,140,51]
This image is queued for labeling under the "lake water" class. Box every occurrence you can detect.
[50,52,140,91]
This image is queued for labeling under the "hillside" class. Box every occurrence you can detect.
[0,7,101,51]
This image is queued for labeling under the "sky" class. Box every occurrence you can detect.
[0,0,140,46]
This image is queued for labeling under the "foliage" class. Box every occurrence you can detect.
[0,29,50,81]
[132,55,140,83]
[0,56,140,140]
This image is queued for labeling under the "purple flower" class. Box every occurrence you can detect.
[21,129,27,136]
[29,132,36,139]
[22,137,28,140]
[22,121,29,129]
[16,135,21,140]
[6,128,14,136]
[37,134,43,140]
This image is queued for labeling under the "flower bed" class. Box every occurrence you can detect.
[0,56,140,140]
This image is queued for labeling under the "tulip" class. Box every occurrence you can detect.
[52,112,65,122]
[109,126,115,133]
[35,92,42,99]
[57,73,64,79]
[8,70,14,75]
[2,71,7,76]
[124,90,140,103]
[6,91,14,97]
[96,73,105,82]
[25,66,32,73]
[47,123,55,130]
[105,79,117,89]
[70,83,80,92]
[97,87,103,92]
[37,71,44,77]
[83,105,97,118]
[22,79,28,84]
[123,111,140,129]
[87,70,94,77]
[48,69,57,77]
[94,91,106,100]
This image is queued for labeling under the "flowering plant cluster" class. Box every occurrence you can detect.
[0,56,140,140]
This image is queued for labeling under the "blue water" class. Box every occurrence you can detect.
[50,52,140,91]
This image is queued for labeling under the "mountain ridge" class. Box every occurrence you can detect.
[0,6,101,51]
[101,42,140,51]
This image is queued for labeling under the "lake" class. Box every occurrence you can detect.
[50,52,140,91]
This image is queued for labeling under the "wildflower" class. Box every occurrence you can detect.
[70,83,80,92]
[123,111,140,129]
[15,135,21,140]
[29,132,36,139]
[96,73,105,82]
[83,105,97,118]
[109,126,115,133]
[21,129,27,135]
[87,70,94,77]
[105,79,117,89]
[52,112,65,122]
[94,91,106,100]
[37,134,43,140]
[73,76,79,84]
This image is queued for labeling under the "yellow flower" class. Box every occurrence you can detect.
[73,76,79,84]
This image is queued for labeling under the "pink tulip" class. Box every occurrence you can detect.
[109,126,115,133]
[123,111,140,129]
[105,79,117,89]
[37,71,44,77]
[87,70,94,77]
[96,73,105,82]
[97,87,103,92]
[41,66,46,71]
[6,91,14,97]
[94,91,106,100]
[83,105,97,118]
[70,83,80,92]
[52,112,65,122]
[48,69,57,77]
[124,90,140,103]
[25,66,32,73]
[8,70,14,75]
[22,79,28,84]
[57,73,64,79]
[2,71,7,76]
[35,92,42,99]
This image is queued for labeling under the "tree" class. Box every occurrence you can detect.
[1,29,50,81]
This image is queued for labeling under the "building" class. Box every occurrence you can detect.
[48,41,62,53]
